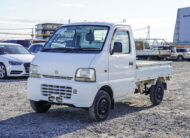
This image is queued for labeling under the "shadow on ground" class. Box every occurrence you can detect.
[0,77,27,83]
[0,101,154,137]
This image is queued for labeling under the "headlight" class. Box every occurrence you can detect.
[30,64,41,78]
[75,68,96,82]
[9,61,23,65]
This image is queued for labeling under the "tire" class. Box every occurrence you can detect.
[163,57,167,61]
[0,63,7,79]
[89,90,111,121]
[30,100,51,113]
[149,82,164,105]
[177,55,184,61]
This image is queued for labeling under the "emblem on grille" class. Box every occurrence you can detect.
[54,70,59,74]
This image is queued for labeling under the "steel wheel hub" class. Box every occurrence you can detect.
[157,87,163,100]
[98,98,108,115]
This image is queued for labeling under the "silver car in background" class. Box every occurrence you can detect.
[170,47,190,61]
[0,43,34,79]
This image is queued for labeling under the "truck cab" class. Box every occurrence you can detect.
[28,22,172,121]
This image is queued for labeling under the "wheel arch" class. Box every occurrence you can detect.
[99,85,114,109]
[157,77,167,90]
[177,55,184,60]
[0,62,7,67]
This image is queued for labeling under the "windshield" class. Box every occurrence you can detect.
[0,44,30,54]
[43,25,109,53]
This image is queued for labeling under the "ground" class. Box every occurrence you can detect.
[0,62,190,138]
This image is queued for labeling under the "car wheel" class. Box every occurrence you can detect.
[149,82,164,105]
[89,90,111,121]
[30,100,51,113]
[0,63,7,79]
[177,55,184,61]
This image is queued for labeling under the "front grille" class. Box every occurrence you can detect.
[10,70,23,74]
[42,75,73,80]
[41,84,72,99]
[24,63,30,73]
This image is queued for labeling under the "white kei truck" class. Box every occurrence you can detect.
[27,22,172,121]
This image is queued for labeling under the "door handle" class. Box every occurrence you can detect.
[129,62,134,66]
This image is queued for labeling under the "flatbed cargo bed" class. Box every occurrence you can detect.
[136,60,172,82]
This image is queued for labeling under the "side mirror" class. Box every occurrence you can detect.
[111,42,122,54]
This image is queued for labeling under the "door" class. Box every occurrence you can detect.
[108,28,136,99]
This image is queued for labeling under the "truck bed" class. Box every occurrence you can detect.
[136,60,172,82]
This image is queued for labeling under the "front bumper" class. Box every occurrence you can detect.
[6,63,30,77]
[27,77,98,108]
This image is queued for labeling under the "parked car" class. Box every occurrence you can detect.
[0,43,34,79]
[28,22,172,121]
[169,47,190,61]
[28,43,45,54]
[3,40,32,48]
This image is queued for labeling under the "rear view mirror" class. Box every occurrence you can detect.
[111,42,122,54]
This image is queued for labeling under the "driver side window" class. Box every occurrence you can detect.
[111,30,130,54]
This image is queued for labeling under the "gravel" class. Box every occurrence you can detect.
[0,62,190,138]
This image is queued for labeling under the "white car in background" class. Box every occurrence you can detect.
[0,43,34,79]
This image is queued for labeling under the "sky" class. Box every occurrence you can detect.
[0,0,190,41]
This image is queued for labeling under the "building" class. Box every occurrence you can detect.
[35,23,63,40]
[173,7,190,45]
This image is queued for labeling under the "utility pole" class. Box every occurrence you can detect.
[31,28,34,40]
[146,26,150,40]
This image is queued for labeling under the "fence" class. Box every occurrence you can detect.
[0,28,53,40]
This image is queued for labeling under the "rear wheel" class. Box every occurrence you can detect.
[162,57,167,61]
[149,82,164,105]
[177,55,184,61]
[0,63,7,79]
[30,100,51,113]
[89,90,111,121]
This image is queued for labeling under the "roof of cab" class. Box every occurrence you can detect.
[61,22,130,28]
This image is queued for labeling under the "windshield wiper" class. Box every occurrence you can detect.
[78,47,100,50]
[41,47,100,53]
[41,47,73,52]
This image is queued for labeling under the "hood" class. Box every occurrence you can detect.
[2,54,34,63]
[32,52,97,78]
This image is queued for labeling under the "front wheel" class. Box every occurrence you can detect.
[89,90,111,121]
[30,100,51,113]
[0,63,7,79]
[149,82,164,105]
